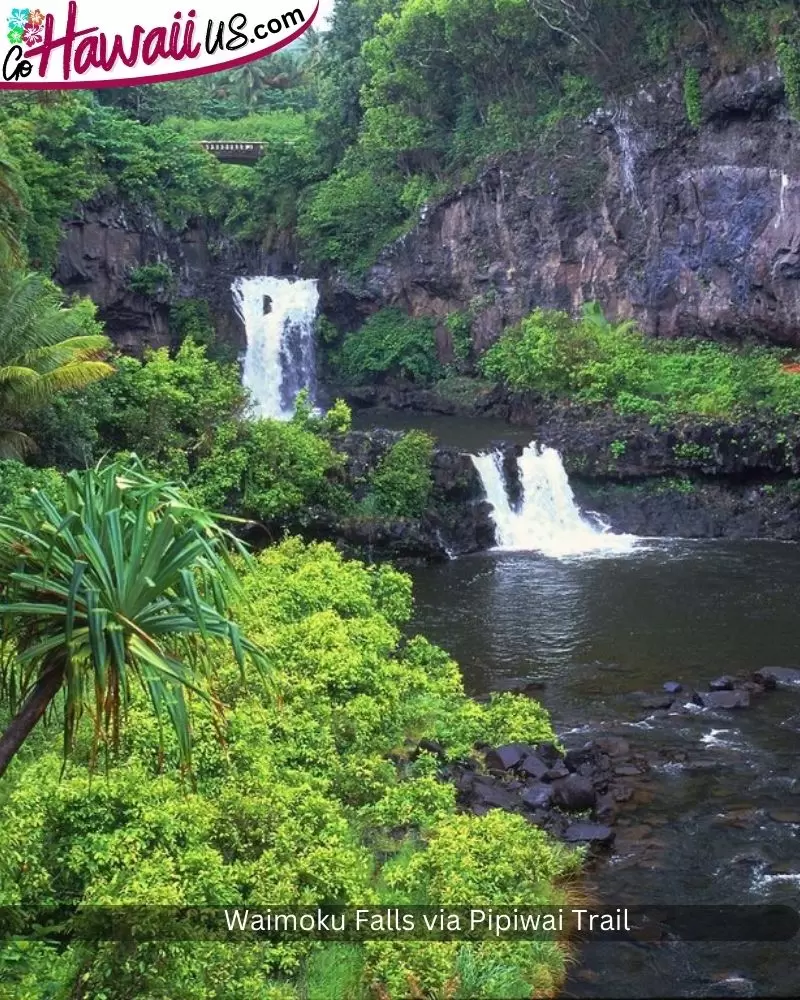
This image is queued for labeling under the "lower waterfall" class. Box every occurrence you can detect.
[232,275,319,419]
[471,443,639,557]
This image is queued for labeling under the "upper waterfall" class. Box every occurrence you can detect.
[232,276,319,420]
[471,443,640,558]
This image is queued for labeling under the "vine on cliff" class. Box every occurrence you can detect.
[683,67,703,128]
[777,30,800,118]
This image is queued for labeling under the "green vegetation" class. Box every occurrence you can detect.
[370,431,435,518]
[0,249,112,459]
[128,261,175,299]
[0,462,64,520]
[610,440,628,460]
[191,417,347,525]
[0,539,579,998]
[334,309,442,385]
[482,303,800,422]
[683,67,703,127]
[0,460,267,779]
[673,443,714,463]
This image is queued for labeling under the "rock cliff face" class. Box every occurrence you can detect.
[55,201,295,354]
[357,62,800,351]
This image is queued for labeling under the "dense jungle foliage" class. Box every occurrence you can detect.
[2,1,799,274]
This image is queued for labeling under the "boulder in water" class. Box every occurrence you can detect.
[519,753,550,780]
[696,690,751,710]
[753,667,800,689]
[709,675,736,691]
[563,823,615,846]
[522,784,553,810]
[534,742,563,768]
[594,793,617,824]
[767,810,800,824]
[484,744,528,772]
[663,681,683,694]
[544,761,570,782]
[551,774,596,811]
[638,693,675,710]
[470,776,520,811]
[489,677,547,697]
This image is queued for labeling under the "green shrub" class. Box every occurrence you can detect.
[673,442,714,463]
[170,297,216,345]
[81,339,247,477]
[128,261,175,298]
[0,462,64,519]
[192,419,346,524]
[290,389,353,437]
[337,310,443,385]
[481,302,800,422]
[369,432,435,519]
[777,28,800,118]
[445,311,474,362]
[298,168,406,272]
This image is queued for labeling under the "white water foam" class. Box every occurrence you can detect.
[232,276,319,420]
[470,444,640,558]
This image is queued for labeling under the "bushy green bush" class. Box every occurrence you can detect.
[298,167,406,271]
[336,310,442,385]
[52,339,248,477]
[128,261,175,298]
[369,432,435,519]
[0,462,64,519]
[0,540,574,999]
[482,303,800,421]
[191,418,347,524]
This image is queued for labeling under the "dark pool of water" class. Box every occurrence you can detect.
[409,542,800,999]
[351,410,533,452]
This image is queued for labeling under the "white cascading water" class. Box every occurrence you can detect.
[232,276,319,419]
[471,443,639,558]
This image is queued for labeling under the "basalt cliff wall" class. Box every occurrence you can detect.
[338,62,800,353]
[55,201,296,355]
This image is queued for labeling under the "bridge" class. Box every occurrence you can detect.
[199,141,268,165]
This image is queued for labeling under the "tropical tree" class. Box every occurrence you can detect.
[0,142,26,261]
[0,459,269,778]
[0,254,113,458]
[296,26,327,75]
[212,56,302,111]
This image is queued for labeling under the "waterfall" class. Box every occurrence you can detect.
[471,444,639,558]
[775,172,790,229]
[232,276,319,420]
[611,107,643,212]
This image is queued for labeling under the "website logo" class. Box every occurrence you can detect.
[1,1,316,88]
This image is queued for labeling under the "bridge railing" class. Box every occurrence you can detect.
[199,142,268,162]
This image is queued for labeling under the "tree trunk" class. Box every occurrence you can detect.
[0,663,64,779]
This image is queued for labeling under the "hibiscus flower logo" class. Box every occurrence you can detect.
[6,7,28,43]
[7,7,29,29]
[6,8,46,46]
[22,21,40,44]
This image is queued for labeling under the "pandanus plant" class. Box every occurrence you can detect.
[0,459,269,778]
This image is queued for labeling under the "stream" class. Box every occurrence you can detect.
[353,412,799,998]
[409,543,800,998]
